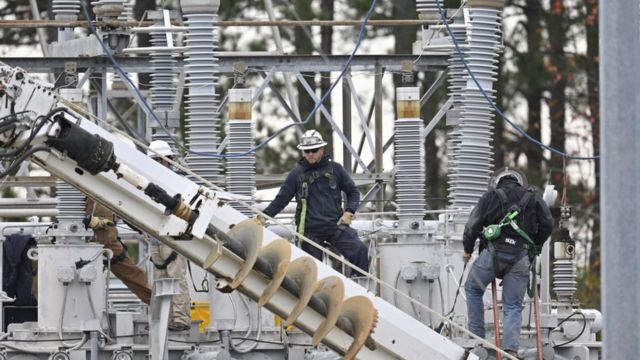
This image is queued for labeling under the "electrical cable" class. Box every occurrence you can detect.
[553,311,582,329]
[165,336,312,347]
[167,338,221,344]
[0,146,52,179]
[230,293,253,348]
[103,248,114,338]
[406,284,423,322]
[85,285,98,320]
[186,260,209,293]
[88,78,148,144]
[553,311,587,347]
[0,337,86,343]
[58,285,87,349]
[0,107,67,159]
[0,110,32,129]
[436,277,446,325]
[436,262,468,334]
[79,0,378,159]
[444,262,467,318]
[232,306,262,353]
[434,0,598,161]
[230,337,313,347]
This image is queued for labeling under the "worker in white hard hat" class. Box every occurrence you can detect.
[147,139,175,166]
[260,129,369,275]
[146,140,192,331]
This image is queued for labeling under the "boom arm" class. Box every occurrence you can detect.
[0,64,476,360]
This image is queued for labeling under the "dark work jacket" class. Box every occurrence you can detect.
[264,155,360,235]
[462,177,554,255]
[3,233,37,306]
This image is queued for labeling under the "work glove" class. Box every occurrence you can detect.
[83,216,115,230]
[338,211,354,226]
[462,252,472,264]
[253,214,267,226]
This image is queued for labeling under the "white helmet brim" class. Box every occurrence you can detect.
[297,142,327,151]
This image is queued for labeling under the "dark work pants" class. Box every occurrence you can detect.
[301,227,369,276]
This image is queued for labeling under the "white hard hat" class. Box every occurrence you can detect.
[489,167,528,189]
[147,140,175,158]
[297,129,327,150]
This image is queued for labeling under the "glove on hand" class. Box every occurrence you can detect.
[85,216,114,230]
[338,212,354,226]
[462,252,472,264]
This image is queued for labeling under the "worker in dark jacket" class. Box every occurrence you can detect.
[262,129,369,274]
[462,172,553,356]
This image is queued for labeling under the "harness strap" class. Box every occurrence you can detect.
[298,197,307,236]
[495,188,509,213]
[489,189,536,278]
[297,163,341,208]
[105,249,128,266]
[152,250,178,270]
[296,162,342,234]
[104,237,129,266]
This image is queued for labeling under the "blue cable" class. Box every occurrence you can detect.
[434,0,598,161]
[79,1,198,154]
[80,0,378,158]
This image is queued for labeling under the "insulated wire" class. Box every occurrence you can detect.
[58,285,86,349]
[0,107,66,159]
[434,0,598,161]
[231,296,262,353]
[552,311,587,348]
[0,146,52,179]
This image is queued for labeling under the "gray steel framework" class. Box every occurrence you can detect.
[3,52,451,218]
[1,55,447,73]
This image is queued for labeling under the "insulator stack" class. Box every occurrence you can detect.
[52,0,80,20]
[444,23,468,208]
[149,18,177,113]
[394,87,426,230]
[227,89,255,216]
[448,3,503,208]
[55,181,86,223]
[110,1,134,93]
[147,10,180,150]
[91,0,125,22]
[56,89,87,224]
[552,259,577,300]
[553,236,577,301]
[117,0,133,21]
[415,0,438,18]
[52,0,80,41]
[181,0,223,186]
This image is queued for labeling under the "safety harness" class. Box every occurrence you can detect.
[482,188,536,279]
[295,161,342,237]
[86,201,131,267]
[151,249,178,270]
